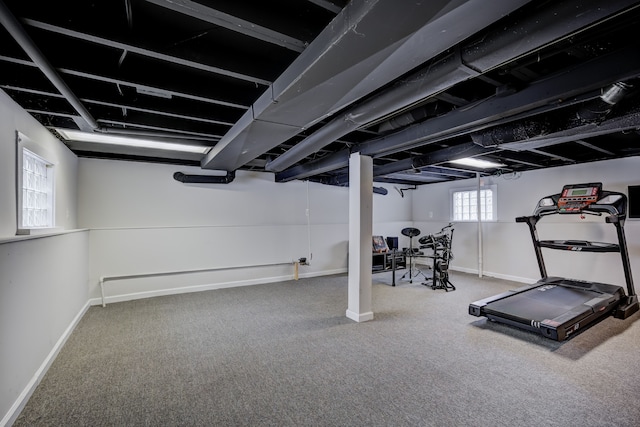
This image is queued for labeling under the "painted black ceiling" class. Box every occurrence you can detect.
[1,0,640,186]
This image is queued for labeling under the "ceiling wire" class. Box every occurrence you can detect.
[125,0,133,29]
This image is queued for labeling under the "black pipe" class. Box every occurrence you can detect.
[173,171,236,184]
[373,186,388,195]
[0,0,99,130]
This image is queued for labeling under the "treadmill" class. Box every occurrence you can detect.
[469,183,639,341]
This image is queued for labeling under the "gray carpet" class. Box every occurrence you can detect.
[14,271,640,426]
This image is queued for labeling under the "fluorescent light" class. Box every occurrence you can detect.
[56,129,209,154]
[450,157,505,169]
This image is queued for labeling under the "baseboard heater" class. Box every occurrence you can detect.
[99,260,299,307]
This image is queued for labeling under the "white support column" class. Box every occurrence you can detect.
[346,152,374,322]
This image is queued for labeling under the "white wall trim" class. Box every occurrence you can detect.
[450,266,537,285]
[90,267,349,307]
[1,301,91,427]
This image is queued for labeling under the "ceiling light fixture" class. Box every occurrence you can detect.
[450,157,506,169]
[55,129,210,154]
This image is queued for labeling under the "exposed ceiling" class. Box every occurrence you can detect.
[2,0,640,187]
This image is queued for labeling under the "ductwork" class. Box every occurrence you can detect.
[173,171,236,184]
[276,44,640,183]
[377,102,441,133]
[373,186,388,195]
[268,0,640,175]
[576,81,634,123]
[472,80,635,148]
[203,0,532,172]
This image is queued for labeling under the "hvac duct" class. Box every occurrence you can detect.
[373,186,388,195]
[576,81,634,123]
[276,44,640,183]
[472,81,635,148]
[268,0,640,175]
[173,171,236,184]
[204,0,532,172]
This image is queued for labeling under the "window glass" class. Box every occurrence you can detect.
[452,186,496,222]
[16,132,55,234]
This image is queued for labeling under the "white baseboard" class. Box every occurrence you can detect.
[450,266,537,285]
[1,301,91,427]
[90,267,349,307]
[346,309,374,322]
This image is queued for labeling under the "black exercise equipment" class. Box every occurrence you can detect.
[400,227,426,283]
[419,224,455,291]
[469,183,639,341]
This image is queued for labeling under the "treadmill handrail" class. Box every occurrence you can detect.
[538,240,620,252]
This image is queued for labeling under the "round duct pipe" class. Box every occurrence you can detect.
[173,171,236,184]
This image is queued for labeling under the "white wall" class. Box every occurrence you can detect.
[78,158,413,303]
[0,232,89,426]
[0,90,88,426]
[413,157,640,289]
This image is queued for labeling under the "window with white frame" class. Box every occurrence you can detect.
[451,185,496,222]
[16,132,55,233]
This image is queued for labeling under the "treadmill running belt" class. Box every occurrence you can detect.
[484,285,602,323]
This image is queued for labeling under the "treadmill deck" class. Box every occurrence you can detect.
[470,277,624,340]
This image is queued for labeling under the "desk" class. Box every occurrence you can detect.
[372,250,406,286]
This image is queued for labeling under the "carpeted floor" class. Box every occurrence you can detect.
[13,271,640,426]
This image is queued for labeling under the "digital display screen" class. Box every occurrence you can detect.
[569,188,589,196]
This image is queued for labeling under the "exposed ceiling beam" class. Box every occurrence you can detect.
[2,84,235,126]
[528,148,574,162]
[419,166,479,178]
[307,0,343,14]
[575,140,615,156]
[0,54,249,109]
[318,143,495,186]
[0,2,99,130]
[24,19,271,86]
[96,119,223,140]
[144,0,307,53]
[82,99,234,126]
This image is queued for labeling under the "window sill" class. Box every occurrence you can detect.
[16,227,63,236]
[0,228,89,245]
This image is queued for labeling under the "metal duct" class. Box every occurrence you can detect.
[173,171,236,184]
[276,45,640,182]
[472,81,635,148]
[268,0,640,175]
[576,81,634,123]
[373,186,388,195]
[377,103,440,133]
[471,120,552,148]
[203,0,532,172]
[0,0,99,130]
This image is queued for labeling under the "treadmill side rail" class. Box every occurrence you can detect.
[469,283,540,316]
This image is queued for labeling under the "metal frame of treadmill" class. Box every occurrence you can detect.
[469,183,639,341]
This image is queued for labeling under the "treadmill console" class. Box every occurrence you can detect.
[557,183,601,213]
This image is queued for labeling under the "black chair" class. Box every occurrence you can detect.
[400,227,426,283]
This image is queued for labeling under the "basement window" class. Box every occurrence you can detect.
[16,132,55,234]
[451,185,496,222]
